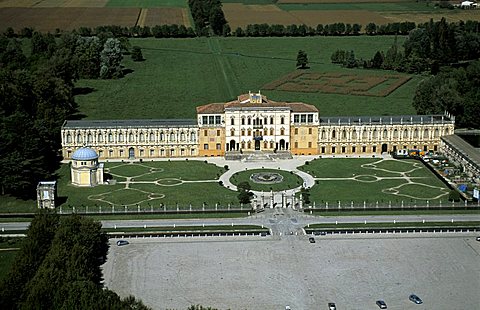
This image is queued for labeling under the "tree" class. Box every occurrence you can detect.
[100,38,123,79]
[372,50,384,69]
[345,50,357,68]
[365,23,377,35]
[296,50,308,69]
[131,46,144,61]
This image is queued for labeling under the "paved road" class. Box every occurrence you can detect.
[2,208,479,233]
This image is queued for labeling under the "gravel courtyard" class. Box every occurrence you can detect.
[102,234,480,310]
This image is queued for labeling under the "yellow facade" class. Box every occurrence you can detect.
[61,93,455,160]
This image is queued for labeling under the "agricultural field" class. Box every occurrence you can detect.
[0,0,190,32]
[222,1,480,29]
[264,71,411,97]
[75,36,417,120]
[299,158,451,205]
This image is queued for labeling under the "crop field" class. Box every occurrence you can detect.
[264,71,411,97]
[143,8,190,27]
[0,0,190,32]
[75,36,417,120]
[299,158,451,204]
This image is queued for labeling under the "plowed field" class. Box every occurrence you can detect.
[0,0,109,7]
[143,7,190,27]
[0,7,139,32]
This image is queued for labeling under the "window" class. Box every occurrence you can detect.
[204,144,208,150]
[434,129,439,137]
[66,134,72,143]
[308,128,312,135]
[362,131,367,139]
[119,149,124,156]
[434,145,438,151]
[321,130,326,139]
[342,146,346,153]
[300,114,306,123]
[87,133,92,143]
[191,149,195,155]
[216,143,221,150]
[332,146,336,153]
[294,128,298,134]
[264,141,268,148]
[150,132,155,142]
[139,132,144,142]
[180,132,185,141]
[202,116,208,125]
[264,128,268,135]
[280,117,284,124]
[424,129,429,138]
[181,149,185,156]
[307,114,313,122]
[247,129,251,136]
[98,150,103,157]
[372,146,377,152]
[247,142,251,149]
[230,118,235,125]
[352,146,356,153]
[294,115,299,123]
[204,129,208,136]
[170,149,175,156]
[393,129,398,138]
[247,118,251,125]
[332,130,336,139]
[294,142,298,148]
[109,150,113,157]
[77,134,82,143]
[413,129,418,138]
[150,149,154,156]
[270,117,274,125]
[241,129,245,136]
[230,129,235,136]
[241,118,245,125]
[280,128,285,135]
[215,115,221,124]
[373,130,378,139]
[308,142,312,148]
[383,129,388,139]
[129,133,134,142]
[108,133,113,142]
[140,149,144,156]
[321,146,325,153]
[270,141,274,148]
[170,132,175,141]
[270,128,274,135]
[352,130,357,139]
[190,132,196,142]
[209,116,214,124]
[160,149,165,156]
[118,133,123,142]
[160,132,164,141]
[342,130,347,139]
[423,145,428,151]
[362,146,366,152]
[217,130,220,136]
[264,117,268,124]
[403,129,408,138]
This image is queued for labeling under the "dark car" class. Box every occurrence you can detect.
[328,302,336,310]
[309,237,315,243]
[409,294,423,304]
[376,300,387,309]
[116,240,129,246]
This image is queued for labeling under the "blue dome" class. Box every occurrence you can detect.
[72,147,98,160]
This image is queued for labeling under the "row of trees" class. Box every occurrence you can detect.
[0,212,150,309]
[0,31,126,199]
[188,0,229,36]
[4,20,480,39]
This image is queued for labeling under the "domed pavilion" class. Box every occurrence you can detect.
[70,146,104,187]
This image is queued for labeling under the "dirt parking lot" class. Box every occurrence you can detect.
[103,234,480,310]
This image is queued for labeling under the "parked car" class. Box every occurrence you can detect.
[309,237,315,243]
[328,302,336,310]
[476,236,480,241]
[409,294,423,304]
[116,240,129,246]
[376,300,387,309]
[285,306,291,310]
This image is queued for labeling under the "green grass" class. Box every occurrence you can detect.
[308,209,480,216]
[75,36,416,120]
[106,0,187,8]
[230,169,304,191]
[0,237,23,249]
[277,2,437,12]
[306,221,480,229]
[103,224,267,232]
[299,158,451,203]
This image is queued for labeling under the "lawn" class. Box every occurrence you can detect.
[56,160,238,209]
[230,169,304,191]
[299,158,451,205]
[106,0,187,8]
[74,36,416,120]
